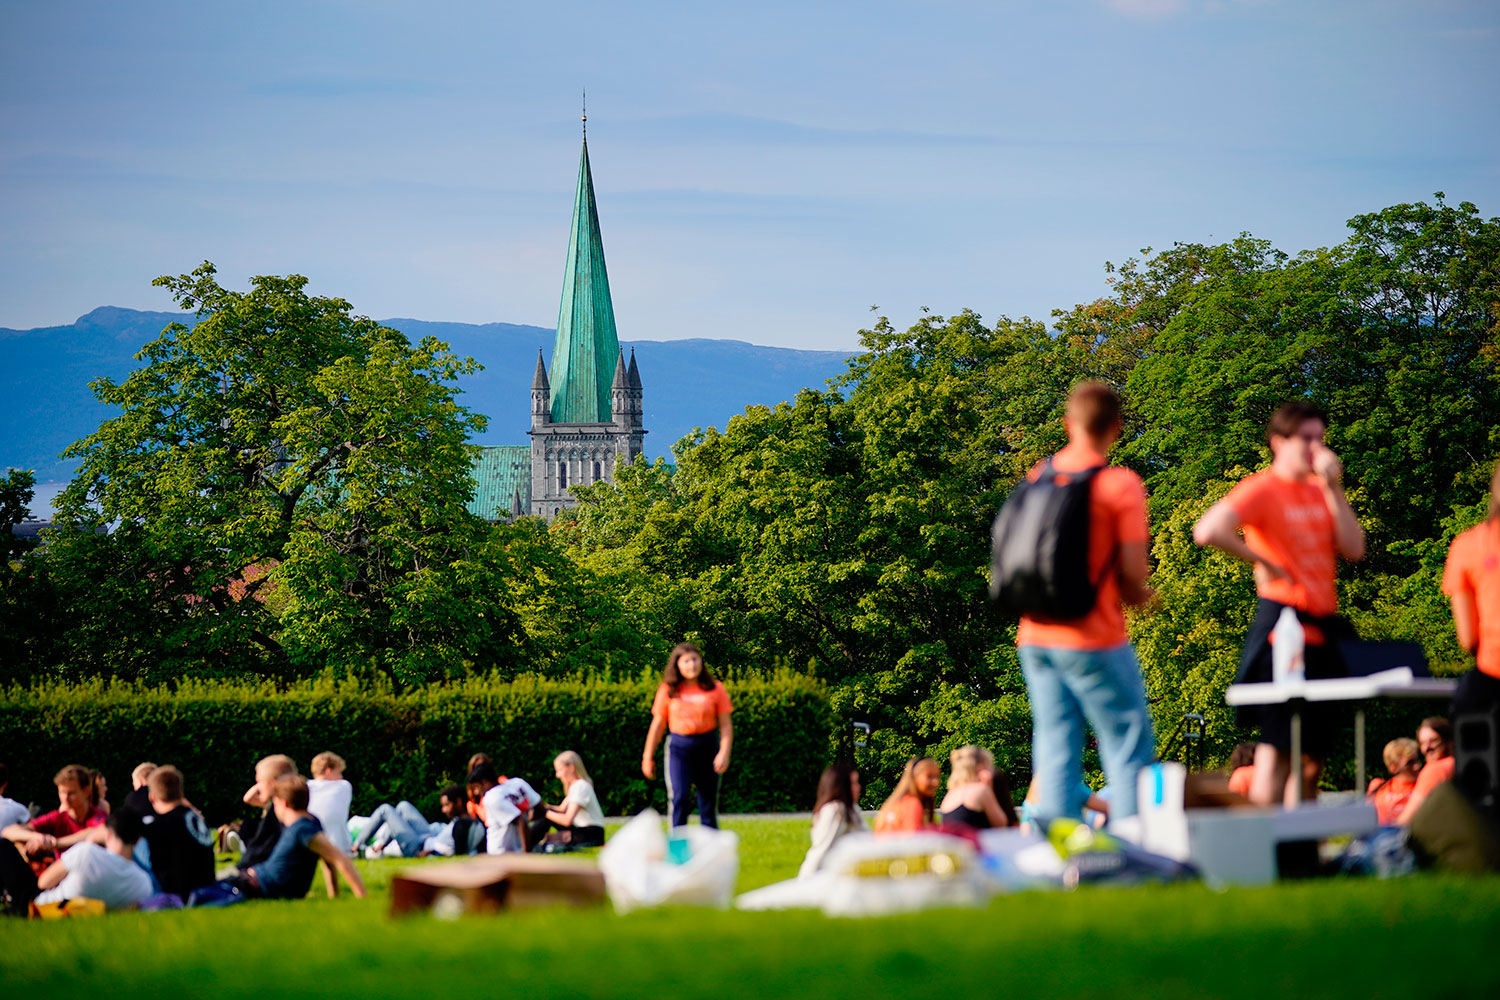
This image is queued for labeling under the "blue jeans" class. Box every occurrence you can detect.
[1019,642,1154,823]
[355,801,432,856]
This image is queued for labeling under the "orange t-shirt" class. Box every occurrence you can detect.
[1442,519,1500,679]
[1227,766,1255,798]
[1223,469,1339,617]
[1015,443,1150,651]
[1413,755,1454,800]
[1367,772,1417,826]
[651,681,733,735]
[873,795,929,834]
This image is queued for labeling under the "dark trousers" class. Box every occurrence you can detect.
[0,840,39,915]
[667,731,721,829]
[525,807,605,849]
[1454,668,1500,718]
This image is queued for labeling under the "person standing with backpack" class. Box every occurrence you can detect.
[994,381,1156,829]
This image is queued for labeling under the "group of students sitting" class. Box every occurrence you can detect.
[1221,715,1457,828]
[0,746,608,915]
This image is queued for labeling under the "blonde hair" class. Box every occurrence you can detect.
[1384,737,1419,771]
[255,754,297,780]
[555,750,591,785]
[948,745,994,789]
[131,762,158,787]
[311,751,345,775]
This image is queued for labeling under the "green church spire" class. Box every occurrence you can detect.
[548,133,620,424]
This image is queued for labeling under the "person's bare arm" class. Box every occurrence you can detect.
[52,827,99,850]
[546,800,581,826]
[36,856,69,890]
[977,786,1007,828]
[243,783,268,807]
[713,714,734,774]
[1452,592,1480,654]
[1117,539,1155,607]
[642,715,668,779]
[2,823,36,844]
[1193,502,1290,579]
[320,858,340,898]
[309,833,365,898]
[1313,446,1364,561]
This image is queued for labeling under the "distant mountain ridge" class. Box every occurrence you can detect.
[1,306,855,484]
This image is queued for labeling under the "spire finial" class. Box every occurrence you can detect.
[581,87,587,138]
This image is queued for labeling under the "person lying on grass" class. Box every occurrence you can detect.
[355,785,478,858]
[224,775,366,900]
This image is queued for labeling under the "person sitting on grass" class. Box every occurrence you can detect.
[308,751,354,896]
[1367,738,1421,826]
[0,762,29,832]
[355,786,475,858]
[798,763,868,877]
[465,753,494,824]
[467,763,541,854]
[237,754,298,873]
[1226,743,1257,798]
[140,765,215,901]
[873,757,940,834]
[1,764,107,868]
[528,751,606,850]
[939,745,1012,831]
[117,762,157,821]
[30,809,154,912]
[231,775,366,901]
[1401,717,1456,827]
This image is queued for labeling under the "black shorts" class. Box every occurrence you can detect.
[1235,599,1355,756]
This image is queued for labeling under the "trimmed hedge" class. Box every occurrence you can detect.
[0,674,837,825]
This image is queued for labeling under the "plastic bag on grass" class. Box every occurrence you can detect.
[597,809,739,913]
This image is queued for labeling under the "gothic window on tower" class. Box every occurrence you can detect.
[558,461,568,490]
[593,461,602,482]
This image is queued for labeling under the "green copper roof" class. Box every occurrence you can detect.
[467,445,531,519]
[549,137,621,424]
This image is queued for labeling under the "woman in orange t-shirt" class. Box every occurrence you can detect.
[641,642,733,829]
[1366,737,1420,825]
[1443,463,1500,719]
[873,757,940,834]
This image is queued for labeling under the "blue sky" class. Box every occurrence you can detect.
[2,0,1496,351]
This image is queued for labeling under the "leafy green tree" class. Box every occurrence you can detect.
[44,263,490,683]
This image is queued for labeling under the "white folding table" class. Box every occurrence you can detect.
[1225,667,1456,802]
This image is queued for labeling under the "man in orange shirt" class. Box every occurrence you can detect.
[1194,401,1365,806]
[1443,463,1500,720]
[1015,382,1156,826]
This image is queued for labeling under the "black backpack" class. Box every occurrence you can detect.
[989,458,1105,619]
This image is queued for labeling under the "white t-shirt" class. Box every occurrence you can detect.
[482,778,540,854]
[0,795,30,830]
[308,778,353,855]
[563,779,605,828]
[35,842,153,910]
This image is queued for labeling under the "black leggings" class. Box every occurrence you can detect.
[526,806,605,849]
[0,840,39,915]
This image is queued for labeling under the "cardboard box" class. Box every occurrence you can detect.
[389,855,607,918]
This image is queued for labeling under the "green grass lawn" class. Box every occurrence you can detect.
[3,816,1498,998]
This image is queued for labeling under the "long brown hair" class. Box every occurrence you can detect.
[812,762,859,826]
[878,756,937,825]
[663,641,717,695]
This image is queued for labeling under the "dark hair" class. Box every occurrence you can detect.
[440,784,466,807]
[1229,742,1257,771]
[467,762,499,787]
[273,774,310,812]
[988,766,1020,827]
[1266,401,1327,443]
[107,809,144,845]
[1420,717,1453,746]
[147,765,185,803]
[812,763,860,826]
[663,642,716,695]
[1067,381,1123,438]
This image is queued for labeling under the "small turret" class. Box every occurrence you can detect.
[531,350,551,428]
[627,349,643,428]
[611,350,630,430]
